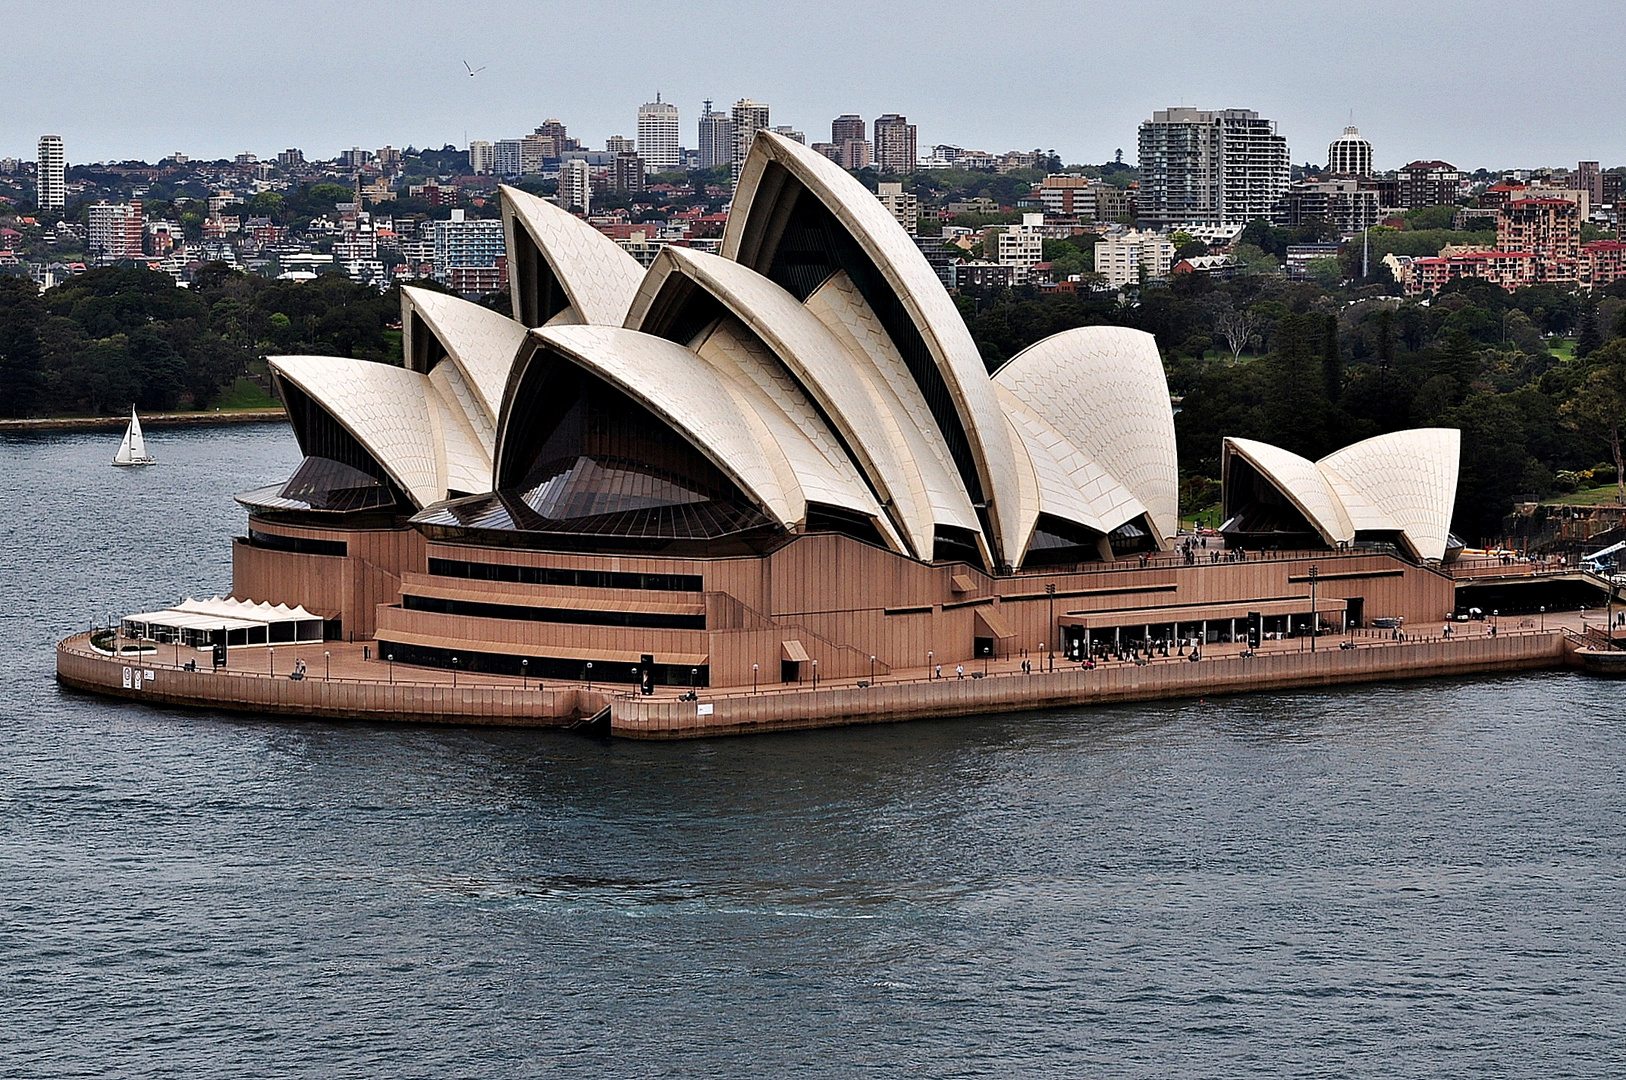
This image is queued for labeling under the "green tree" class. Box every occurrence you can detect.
[0,274,46,416]
[1562,340,1626,501]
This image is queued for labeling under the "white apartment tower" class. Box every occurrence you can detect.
[1094,230,1176,287]
[637,95,681,172]
[468,140,494,175]
[876,182,918,235]
[558,158,591,214]
[1327,126,1373,176]
[37,134,66,211]
[1136,108,1289,228]
[730,99,770,182]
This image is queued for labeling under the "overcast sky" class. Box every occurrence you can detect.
[6,0,1622,172]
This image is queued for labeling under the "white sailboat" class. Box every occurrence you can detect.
[112,406,156,467]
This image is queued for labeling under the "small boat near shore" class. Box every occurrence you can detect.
[112,406,156,467]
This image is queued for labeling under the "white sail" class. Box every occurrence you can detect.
[113,406,155,466]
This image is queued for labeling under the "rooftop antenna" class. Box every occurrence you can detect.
[703,97,713,117]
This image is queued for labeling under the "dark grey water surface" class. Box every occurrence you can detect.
[2,425,1624,1078]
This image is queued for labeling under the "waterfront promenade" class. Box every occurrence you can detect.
[57,615,1582,737]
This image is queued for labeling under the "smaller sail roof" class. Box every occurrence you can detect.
[271,354,492,510]
[1222,429,1460,561]
[401,285,529,422]
[501,185,646,327]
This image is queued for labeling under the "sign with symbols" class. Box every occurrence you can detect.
[122,667,132,688]
[697,703,714,716]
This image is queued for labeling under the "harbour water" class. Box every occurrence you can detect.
[3,426,1624,1077]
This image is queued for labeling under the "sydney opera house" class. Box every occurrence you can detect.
[227,130,1463,691]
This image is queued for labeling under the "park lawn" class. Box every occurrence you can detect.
[1540,486,1625,507]
[211,377,283,411]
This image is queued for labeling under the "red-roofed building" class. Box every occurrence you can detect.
[1498,198,1581,264]
[1581,240,1626,288]
[1404,250,1538,296]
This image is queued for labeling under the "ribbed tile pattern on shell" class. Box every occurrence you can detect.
[401,286,529,423]
[724,131,1023,564]
[502,186,646,327]
[1318,428,1461,561]
[270,355,444,508]
[994,326,1180,543]
[1225,437,1353,543]
[527,325,797,528]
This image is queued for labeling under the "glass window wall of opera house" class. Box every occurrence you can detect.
[219,130,1464,689]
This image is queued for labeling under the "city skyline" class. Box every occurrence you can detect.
[4,0,1624,169]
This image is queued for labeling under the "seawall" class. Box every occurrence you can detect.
[57,630,1571,737]
[609,632,1570,738]
[55,636,593,727]
[1,410,286,433]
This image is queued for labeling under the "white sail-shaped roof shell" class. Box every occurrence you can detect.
[625,246,972,559]
[1223,429,1460,561]
[501,185,645,327]
[1317,429,1460,562]
[271,354,492,509]
[502,325,892,541]
[400,285,529,424]
[723,130,1023,566]
[994,326,1179,547]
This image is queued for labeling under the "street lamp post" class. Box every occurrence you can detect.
[1309,564,1319,652]
[1541,605,1546,631]
[812,659,818,688]
[387,652,394,684]
[1046,583,1057,671]
[586,661,593,691]
[691,667,697,694]
[268,647,274,677]
[869,655,876,684]
[753,663,759,694]
[324,651,331,680]
[451,655,458,688]
[927,649,933,678]
[521,659,528,690]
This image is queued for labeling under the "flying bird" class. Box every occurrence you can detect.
[463,61,486,77]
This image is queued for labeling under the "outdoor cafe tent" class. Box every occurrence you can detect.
[120,596,325,649]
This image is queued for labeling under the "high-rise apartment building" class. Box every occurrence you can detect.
[1574,160,1603,206]
[559,158,591,213]
[1498,197,1581,262]
[520,134,551,175]
[535,120,576,153]
[875,182,918,235]
[36,134,65,211]
[996,213,1046,284]
[432,209,507,296]
[832,114,866,147]
[1327,126,1373,176]
[88,200,143,259]
[1396,160,1462,209]
[771,126,805,145]
[494,139,522,177]
[698,100,733,170]
[277,148,305,169]
[1136,108,1289,228]
[873,114,917,174]
[468,140,494,175]
[610,152,646,194]
[606,135,636,155]
[637,95,681,172]
[731,99,770,181]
